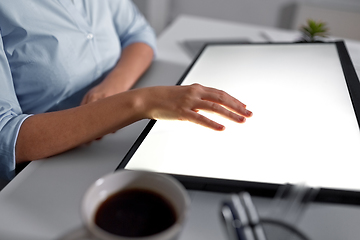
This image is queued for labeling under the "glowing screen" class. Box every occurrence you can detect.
[125,43,360,192]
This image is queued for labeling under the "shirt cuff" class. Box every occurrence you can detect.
[0,114,32,181]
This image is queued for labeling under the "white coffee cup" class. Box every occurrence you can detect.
[81,170,190,240]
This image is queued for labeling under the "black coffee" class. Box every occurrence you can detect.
[95,188,177,237]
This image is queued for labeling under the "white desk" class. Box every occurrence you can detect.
[1,15,360,240]
[157,15,360,75]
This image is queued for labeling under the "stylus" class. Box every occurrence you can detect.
[221,204,240,240]
[239,192,267,240]
[231,194,256,240]
[221,201,253,240]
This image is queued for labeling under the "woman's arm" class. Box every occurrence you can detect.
[15,84,252,163]
[80,42,154,105]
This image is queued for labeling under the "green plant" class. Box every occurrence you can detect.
[300,19,329,42]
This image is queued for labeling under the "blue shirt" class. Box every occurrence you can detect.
[0,0,156,180]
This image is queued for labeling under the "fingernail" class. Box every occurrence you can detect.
[218,125,225,130]
[237,116,244,122]
[246,110,253,116]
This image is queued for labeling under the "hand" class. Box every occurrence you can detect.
[139,84,252,131]
[81,80,128,105]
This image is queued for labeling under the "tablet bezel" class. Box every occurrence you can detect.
[116,41,360,205]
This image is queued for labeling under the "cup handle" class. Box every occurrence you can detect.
[57,225,99,240]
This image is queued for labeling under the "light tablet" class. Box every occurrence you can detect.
[117,42,360,204]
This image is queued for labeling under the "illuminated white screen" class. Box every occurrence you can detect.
[126,44,360,191]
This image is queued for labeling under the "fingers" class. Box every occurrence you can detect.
[200,84,247,107]
[80,84,116,105]
[140,84,252,131]
[194,100,247,123]
[81,91,108,105]
[81,91,102,105]
[179,84,253,131]
[198,84,252,118]
[185,110,225,131]
[80,93,90,106]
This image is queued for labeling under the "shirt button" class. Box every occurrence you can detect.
[87,33,94,40]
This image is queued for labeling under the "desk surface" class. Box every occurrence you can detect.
[1,15,360,240]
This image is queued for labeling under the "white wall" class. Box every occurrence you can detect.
[287,3,360,40]
[134,0,360,37]
[133,0,171,35]
[171,0,290,28]
[171,0,360,27]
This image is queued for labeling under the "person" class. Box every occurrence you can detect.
[0,0,252,181]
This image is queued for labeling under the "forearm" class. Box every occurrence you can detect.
[15,84,253,163]
[16,43,153,162]
[102,42,154,91]
[15,90,145,163]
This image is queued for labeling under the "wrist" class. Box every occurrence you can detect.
[125,88,152,121]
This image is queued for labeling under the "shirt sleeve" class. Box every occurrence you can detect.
[0,30,31,181]
[109,0,157,55]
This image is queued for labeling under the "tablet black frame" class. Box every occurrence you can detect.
[116,41,360,205]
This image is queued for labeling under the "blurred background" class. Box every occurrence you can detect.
[133,0,360,41]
